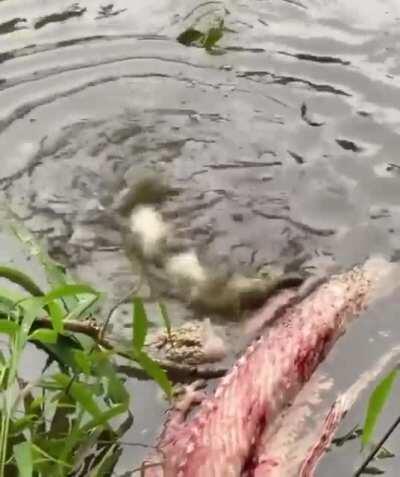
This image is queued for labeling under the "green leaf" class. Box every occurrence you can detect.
[9,218,75,304]
[134,350,172,398]
[177,27,204,46]
[0,319,19,336]
[0,265,43,297]
[92,353,129,404]
[362,368,398,447]
[0,295,15,315]
[41,258,77,306]
[47,302,64,333]
[29,328,58,344]
[73,350,92,374]
[42,334,83,371]
[54,374,102,419]
[20,300,47,339]
[203,26,223,50]
[132,297,148,353]
[11,416,36,435]
[64,294,100,322]
[81,403,128,433]
[159,302,172,338]
[43,284,100,304]
[13,441,33,477]
[41,284,100,332]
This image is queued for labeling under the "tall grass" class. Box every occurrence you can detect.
[0,227,171,476]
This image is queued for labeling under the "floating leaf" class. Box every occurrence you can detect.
[132,297,148,353]
[332,425,361,447]
[362,368,398,447]
[177,27,204,46]
[13,441,33,477]
[377,447,395,459]
[362,466,385,475]
[203,25,223,50]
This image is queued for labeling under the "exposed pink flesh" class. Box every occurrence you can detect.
[143,260,392,477]
[248,374,333,477]
[244,288,298,338]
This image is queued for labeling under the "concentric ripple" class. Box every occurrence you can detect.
[1,0,400,473]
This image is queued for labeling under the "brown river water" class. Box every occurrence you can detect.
[1,0,400,474]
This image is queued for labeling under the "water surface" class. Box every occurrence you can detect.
[1,0,400,474]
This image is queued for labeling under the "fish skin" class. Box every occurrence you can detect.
[143,259,392,477]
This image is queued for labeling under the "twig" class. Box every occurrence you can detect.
[100,278,143,341]
[130,461,163,475]
[353,415,400,476]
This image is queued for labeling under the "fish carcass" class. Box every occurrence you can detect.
[142,257,399,477]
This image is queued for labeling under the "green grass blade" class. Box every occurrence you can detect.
[362,368,399,447]
[159,302,172,338]
[134,351,172,398]
[132,297,148,353]
[13,441,33,477]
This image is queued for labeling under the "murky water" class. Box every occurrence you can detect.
[1,0,400,474]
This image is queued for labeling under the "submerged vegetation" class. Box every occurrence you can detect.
[0,225,171,476]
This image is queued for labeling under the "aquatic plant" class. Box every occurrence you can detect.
[176,2,234,53]
[353,367,400,475]
[177,18,227,52]
[0,234,171,476]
